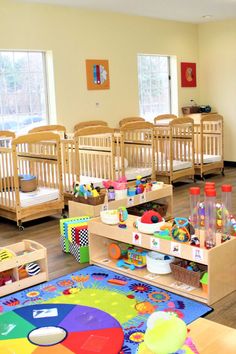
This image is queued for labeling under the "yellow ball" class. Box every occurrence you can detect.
[144,316,187,354]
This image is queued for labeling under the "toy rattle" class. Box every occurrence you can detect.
[171,217,191,243]
[118,207,128,229]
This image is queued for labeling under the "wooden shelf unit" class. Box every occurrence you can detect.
[0,240,48,297]
[88,215,236,305]
[69,184,173,219]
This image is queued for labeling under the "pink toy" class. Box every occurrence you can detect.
[103,177,127,190]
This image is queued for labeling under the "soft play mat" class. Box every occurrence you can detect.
[0,265,212,354]
[0,304,124,354]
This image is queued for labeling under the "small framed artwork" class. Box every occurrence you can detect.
[86,59,110,90]
[181,62,197,87]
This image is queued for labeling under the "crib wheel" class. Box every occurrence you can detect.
[18,225,24,231]
[201,175,205,181]
[61,209,67,218]
[221,168,225,176]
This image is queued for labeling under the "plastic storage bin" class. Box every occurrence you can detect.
[146,251,174,274]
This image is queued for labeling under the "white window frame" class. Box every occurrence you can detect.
[138,54,178,122]
[0,50,54,133]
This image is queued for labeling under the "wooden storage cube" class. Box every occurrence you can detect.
[0,269,18,286]
[0,239,48,297]
[88,214,236,305]
[69,185,173,220]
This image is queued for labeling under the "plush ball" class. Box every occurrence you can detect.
[144,315,187,354]
[26,262,41,276]
[141,210,162,224]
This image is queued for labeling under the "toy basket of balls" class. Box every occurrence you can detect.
[170,260,206,288]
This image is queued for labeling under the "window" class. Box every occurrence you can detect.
[0,51,49,133]
[138,54,174,122]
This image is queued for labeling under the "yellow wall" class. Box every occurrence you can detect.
[198,20,236,161]
[0,0,199,131]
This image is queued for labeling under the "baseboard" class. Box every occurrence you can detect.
[224,161,236,167]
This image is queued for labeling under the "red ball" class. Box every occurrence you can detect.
[141,210,162,224]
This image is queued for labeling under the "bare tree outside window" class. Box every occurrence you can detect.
[0,51,48,133]
[138,55,171,122]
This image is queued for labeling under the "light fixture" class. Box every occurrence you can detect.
[202,15,213,20]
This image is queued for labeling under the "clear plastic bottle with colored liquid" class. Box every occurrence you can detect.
[189,187,200,235]
[221,184,232,241]
[204,189,216,249]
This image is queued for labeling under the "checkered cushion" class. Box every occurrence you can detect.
[59,216,90,263]
[69,244,89,263]
[60,235,70,253]
[75,226,89,246]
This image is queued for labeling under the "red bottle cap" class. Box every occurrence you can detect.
[205,182,215,188]
[189,187,200,195]
[221,184,232,192]
[204,185,215,191]
[205,189,216,197]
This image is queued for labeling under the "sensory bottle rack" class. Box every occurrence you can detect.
[69,184,173,219]
[0,239,48,297]
[88,215,236,305]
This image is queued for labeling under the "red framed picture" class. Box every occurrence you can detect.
[181,62,197,87]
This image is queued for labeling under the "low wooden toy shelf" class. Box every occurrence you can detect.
[69,184,173,219]
[0,239,48,297]
[88,215,236,305]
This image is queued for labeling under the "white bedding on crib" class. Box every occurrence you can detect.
[195,154,221,164]
[122,167,152,181]
[80,167,152,184]
[4,187,59,207]
[158,160,193,172]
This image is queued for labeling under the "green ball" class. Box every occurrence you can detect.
[144,317,187,354]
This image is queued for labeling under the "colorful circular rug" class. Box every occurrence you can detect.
[0,303,124,354]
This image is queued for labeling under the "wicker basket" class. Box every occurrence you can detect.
[19,175,37,192]
[73,193,105,205]
[170,260,206,288]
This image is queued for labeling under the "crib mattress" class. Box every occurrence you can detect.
[158,160,193,172]
[80,167,152,185]
[122,167,152,181]
[80,176,105,189]
[195,154,222,164]
[4,187,59,207]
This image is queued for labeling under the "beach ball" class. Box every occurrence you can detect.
[144,315,187,354]
[25,262,41,276]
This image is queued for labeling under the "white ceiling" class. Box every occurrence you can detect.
[19,0,236,23]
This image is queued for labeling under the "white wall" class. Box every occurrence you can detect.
[0,0,199,131]
[198,20,236,161]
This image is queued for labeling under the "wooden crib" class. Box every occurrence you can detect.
[74,126,120,185]
[0,132,64,229]
[73,120,108,132]
[60,137,78,202]
[193,114,224,178]
[119,117,145,128]
[28,124,67,139]
[119,121,155,181]
[154,117,195,183]
[154,114,177,125]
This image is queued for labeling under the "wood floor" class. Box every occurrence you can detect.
[0,166,236,328]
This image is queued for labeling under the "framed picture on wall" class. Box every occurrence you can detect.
[181,62,197,87]
[86,59,110,90]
